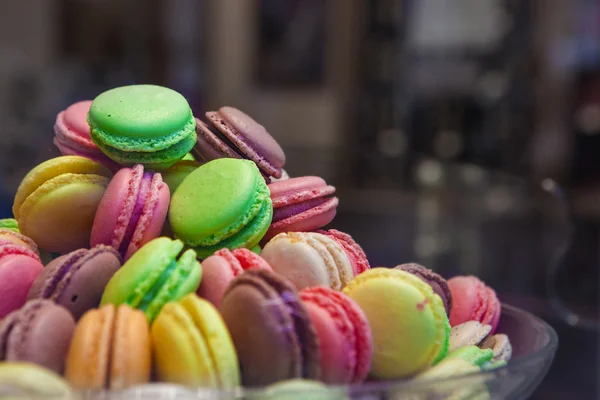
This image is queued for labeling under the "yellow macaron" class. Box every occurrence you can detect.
[342,268,450,379]
[13,156,112,254]
[151,293,240,388]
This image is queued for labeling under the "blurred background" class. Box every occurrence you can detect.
[0,0,598,397]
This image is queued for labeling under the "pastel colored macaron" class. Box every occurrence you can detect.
[299,286,372,384]
[194,106,285,180]
[13,156,112,253]
[0,244,44,318]
[101,237,202,323]
[0,229,39,255]
[450,321,512,362]
[395,263,452,315]
[160,159,203,194]
[169,158,273,259]
[90,164,170,260]
[65,304,151,390]
[0,218,19,232]
[317,229,370,276]
[197,248,272,307]
[448,276,501,333]
[342,268,450,379]
[0,299,75,373]
[27,245,122,320]
[152,294,240,388]
[414,358,489,399]
[265,176,338,241]
[53,100,119,170]
[260,379,349,400]
[261,232,354,291]
[220,269,320,386]
[0,362,73,398]
[88,85,197,169]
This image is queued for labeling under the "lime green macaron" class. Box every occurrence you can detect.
[101,237,202,322]
[169,158,272,259]
[88,85,197,169]
[342,268,450,379]
[0,218,19,233]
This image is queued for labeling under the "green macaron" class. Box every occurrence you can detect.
[169,158,272,259]
[88,85,197,169]
[0,218,19,233]
[100,237,202,322]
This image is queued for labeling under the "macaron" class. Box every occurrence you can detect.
[0,218,19,232]
[0,244,44,318]
[342,268,450,379]
[269,168,290,183]
[88,85,197,169]
[65,303,151,390]
[194,106,285,180]
[0,299,75,373]
[169,158,273,259]
[13,156,112,253]
[53,100,119,170]
[160,159,203,194]
[27,245,122,320]
[317,229,370,276]
[151,293,240,388]
[260,379,349,400]
[261,232,354,291]
[197,248,272,307]
[448,276,501,333]
[450,321,512,362]
[265,176,338,241]
[0,229,39,256]
[100,237,202,323]
[299,287,372,384]
[90,164,170,260]
[219,269,320,386]
[395,263,452,315]
[0,362,73,398]
[414,358,489,400]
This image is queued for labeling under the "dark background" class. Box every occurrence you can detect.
[0,1,598,397]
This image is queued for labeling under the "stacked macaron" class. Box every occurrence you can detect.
[0,84,516,396]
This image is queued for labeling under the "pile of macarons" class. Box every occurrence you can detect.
[0,84,513,398]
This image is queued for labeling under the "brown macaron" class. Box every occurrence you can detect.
[0,299,75,373]
[219,269,320,386]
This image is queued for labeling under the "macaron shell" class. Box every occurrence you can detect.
[0,218,19,232]
[180,294,240,388]
[309,233,353,290]
[448,321,492,352]
[395,263,452,316]
[28,247,122,320]
[196,255,239,307]
[13,156,112,219]
[342,268,450,379]
[6,300,75,374]
[317,230,370,276]
[0,254,44,318]
[448,276,496,328]
[18,174,110,253]
[0,363,73,397]
[63,101,94,138]
[261,233,332,290]
[300,295,355,384]
[169,158,266,247]
[65,304,114,389]
[110,304,151,390]
[0,229,40,256]
[161,160,203,193]
[194,119,243,161]
[266,198,338,241]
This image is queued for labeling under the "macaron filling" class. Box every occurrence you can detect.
[41,250,88,299]
[118,172,151,256]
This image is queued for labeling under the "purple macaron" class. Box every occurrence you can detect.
[27,245,122,320]
[0,299,75,374]
[394,263,453,315]
[194,106,286,180]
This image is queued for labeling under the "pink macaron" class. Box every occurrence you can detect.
[53,100,119,170]
[90,164,170,260]
[264,176,339,241]
[197,248,272,307]
[0,244,44,318]
[299,286,372,384]
[317,229,370,276]
[448,275,501,333]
